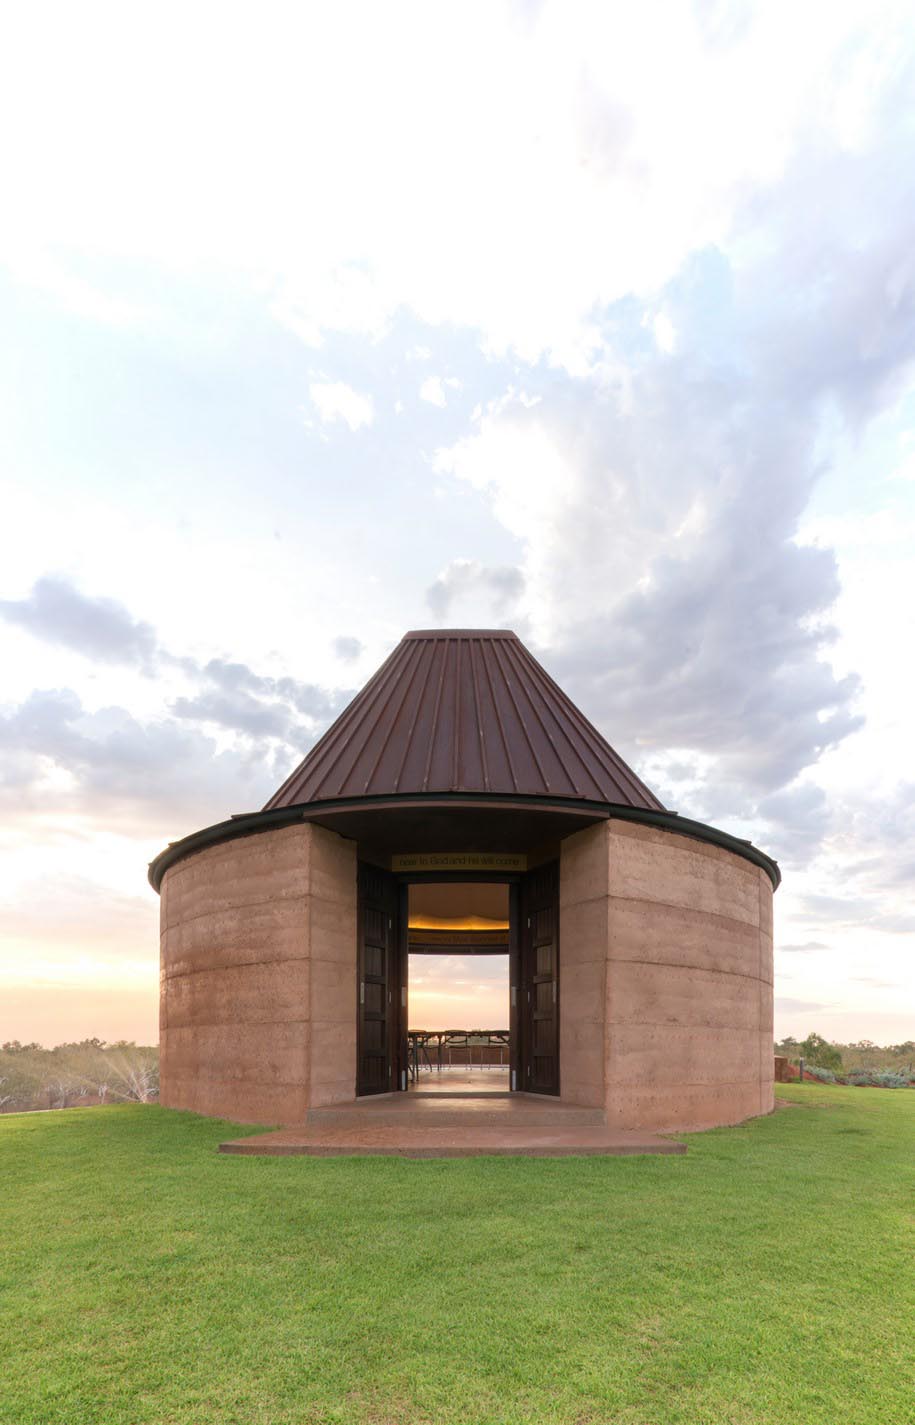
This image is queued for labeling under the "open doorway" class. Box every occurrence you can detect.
[355,861,560,1098]
[406,882,510,1095]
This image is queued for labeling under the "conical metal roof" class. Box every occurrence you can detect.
[265,629,664,812]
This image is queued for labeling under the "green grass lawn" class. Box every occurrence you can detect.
[1,1086,913,1425]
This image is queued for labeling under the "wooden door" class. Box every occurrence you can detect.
[357,863,399,1095]
[520,861,560,1095]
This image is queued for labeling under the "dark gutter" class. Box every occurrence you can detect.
[148,791,780,892]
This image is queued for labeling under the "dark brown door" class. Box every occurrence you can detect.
[520,861,560,1095]
[357,863,399,1095]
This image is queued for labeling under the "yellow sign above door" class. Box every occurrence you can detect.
[391,852,528,873]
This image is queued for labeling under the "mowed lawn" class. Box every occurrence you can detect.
[1,1087,913,1425]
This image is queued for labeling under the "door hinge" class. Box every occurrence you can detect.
[553,981,557,1004]
[360,981,365,1005]
[510,986,516,1007]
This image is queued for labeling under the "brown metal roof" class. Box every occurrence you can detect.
[264,629,665,811]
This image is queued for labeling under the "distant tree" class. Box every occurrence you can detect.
[800,1033,843,1072]
[0,1050,45,1109]
[0,1071,36,1110]
[0,1040,159,1110]
[45,1072,80,1109]
[100,1045,159,1103]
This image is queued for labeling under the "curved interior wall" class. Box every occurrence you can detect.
[159,823,357,1123]
[560,819,774,1131]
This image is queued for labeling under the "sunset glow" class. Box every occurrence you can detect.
[1,3,914,1048]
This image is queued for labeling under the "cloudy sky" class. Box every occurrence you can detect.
[1,0,913,1046]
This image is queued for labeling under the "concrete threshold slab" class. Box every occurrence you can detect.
[410,1090,514,1099]
[218,1125,686,1158]
[306,1100,606,1128]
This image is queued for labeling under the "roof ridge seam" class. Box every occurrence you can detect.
[330,640,418,797]
[518,647,626,799]
[467,638,490,793]
[478,638,519,793]
[489,637,552,793]
[452,637,462,790]
[422,640,450,792]
[361,638,425,794]
[505,639,584,796]
[522,648,664,809]
[262,641,401,808]
[392,639,435,792]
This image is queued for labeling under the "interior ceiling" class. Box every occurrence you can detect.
[409,882,509,928]
[303,800,607,853]
[409,916,508,930]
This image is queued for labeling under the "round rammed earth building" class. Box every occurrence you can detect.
[150,629,779,1132]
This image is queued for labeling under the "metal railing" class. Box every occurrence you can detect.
[407,1030,510,1079]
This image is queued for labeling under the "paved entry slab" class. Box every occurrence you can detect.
[218,1094,686,1157]
[410,1068,510,1095]
[219,1126,685,1157]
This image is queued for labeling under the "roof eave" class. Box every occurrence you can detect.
[148,792,780,893]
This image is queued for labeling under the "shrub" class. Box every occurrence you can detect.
[846,1070,909,1088]
[803,1065,836,1083]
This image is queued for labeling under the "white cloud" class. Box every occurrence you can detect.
[434,394,579,627]
[1,0,915,1042]
[0,248,144,327]
[1,3,905,367]
[0,577,158,669]
[426,559,524,622]
[652,311,676,353]
[332,635,364,664]
[309,380,375,431]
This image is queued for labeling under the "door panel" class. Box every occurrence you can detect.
[509,883,521,1092]
[520,861,559,1095]
[357,863,399,1095]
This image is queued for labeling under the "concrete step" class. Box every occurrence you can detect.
[220,1124,685,1159]
[307,1097,606,1129]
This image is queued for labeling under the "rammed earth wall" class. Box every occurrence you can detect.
[159,823,357,1123]
[160,816,774,1131]
[560,819,774,1131]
